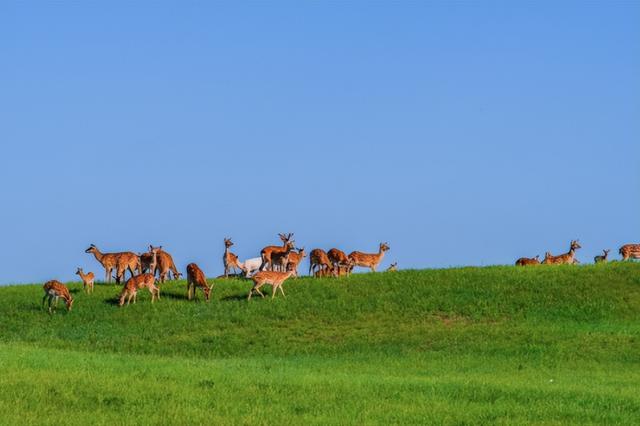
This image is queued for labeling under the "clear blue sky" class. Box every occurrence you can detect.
[1,1,638,284]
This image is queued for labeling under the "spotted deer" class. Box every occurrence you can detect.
[186,263,212,302]
[593,249,610,263]
[85,244,123,283]
[515,255,540,266]
[247,270,294,300]
[619,244,640,261]
[386,262,398,272]
[270,243,296,272]
[42,280,74,313]
[327,248,354,276]
[118,273,159,306]
[309,248,333,276]
[541,240,581,265]
[75,268,95,293]
[223,238,242,277]
[284,248,306,277]
[259,233,294,271]
[348,242,390,272]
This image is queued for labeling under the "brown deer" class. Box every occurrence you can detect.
[223,238,242,277]
[515,255,540,266]
[285,247,306,277]
[594,249,610,263]
[75,268,95,293]
[541,240,581,265]
[118,273,159,306]
[186,263,212,302]
[247,270,294,300]
[619,244,640,261]
[42,280,74,313]
[327,248,354,276]
[309,248,333,276]
[114,251,141,284]
[270,243,296,272]
[140,247,181,282]
[348,242,390,272]
[386,262,398,272]
[259,233,294,271]
[85,244,120,283]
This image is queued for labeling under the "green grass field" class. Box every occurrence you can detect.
[1,263,639,425]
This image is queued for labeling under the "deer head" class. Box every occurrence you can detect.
[224,238,234,248]
[75,267,83,275]
[278,233,294,243]
[85,244,97,254]
[571,240,581,250]
[380,242,390,252]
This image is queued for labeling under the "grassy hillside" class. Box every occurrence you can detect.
[1,263,639,425]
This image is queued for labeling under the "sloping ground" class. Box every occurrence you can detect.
[1,263,639,424]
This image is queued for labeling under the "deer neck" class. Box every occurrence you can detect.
[92,249,105,264]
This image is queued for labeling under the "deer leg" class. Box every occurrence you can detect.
[106,268,111,284]
[279,285,286,298]
[42,294,47,308]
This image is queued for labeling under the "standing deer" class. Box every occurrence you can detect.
[327,248,354,276]
[85,244,120,283]
[515,255,540,266]
[140,246,181,282]
[386,262,398,272]
[247,270,294,300]
[259,233,294,271]
[619,244,640,261]
[285,248,306,277]
[348,242,390,272]
[114,251,141,284]
[186,263,212,301]
[309,248,333,276]
[238,257,262,277]
[42,280,74,313]
[541,240,581,265]
[594,249,610,263]
[118,273,159,307]
[223,238,242,277]
[270,243,296,272]
[75,268,95,293]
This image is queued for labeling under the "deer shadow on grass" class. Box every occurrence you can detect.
[220,293,250,302]
[160,292,190,301]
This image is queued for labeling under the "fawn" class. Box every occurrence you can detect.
[285,248,306,277]
[387,262,398,272]
[75,267,95,293]
[515,255,540,266]
[348,243,390,272]
[118,273,159,306]
[247,270,295,300]
[223,238,242,277]
[186,263,212,301]
[42,280,74,313]
[594,249,610,263]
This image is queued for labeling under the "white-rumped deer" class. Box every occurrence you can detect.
[186,263,212,301]
[42,280,74,313]
[247,270,294,300]
[348,242,390,272]
[118,273,159,306]
[75,268,95,293]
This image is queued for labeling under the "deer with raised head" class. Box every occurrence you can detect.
[186,263,212,301]
[259,233,294,271]
[118,273,159,307]
[223,238,242,277]
[75,268,95,293]
[285,248,306,277]
[541,240,581,265]
[594,249,610,263]
[270,242,296,273]
[515,255,540,266]
[42,280,74,313]
[619,244,640,261]
[348,242,390,272]
[309,248,333,276]
[85,244,120,283]
[387,262,398,272]
[247,270,294,300]
[327,248,354,276]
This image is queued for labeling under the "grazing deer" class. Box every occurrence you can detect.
[115,252,141,284]
[118,273,159,307]
[348,242,390,272]
[619,244,640,261]
[594,249,610,264]
[515,255,540,266]
[75,268,95,293]
[387,262,398,272]
[285,248,307,277]
[327,248,354,276]
[186,263,212,301]
[541,240,581,265]
[42,280,74,313]
[238,257,262,277]
[248,270,294,300]
[223,238,242,277]
[309,248,333,276]
[259,233,294,271]
[140,247,181,282]
[314,265,337,278]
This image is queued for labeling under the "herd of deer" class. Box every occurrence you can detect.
[515,241,640,266]
[40,233,394,312]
